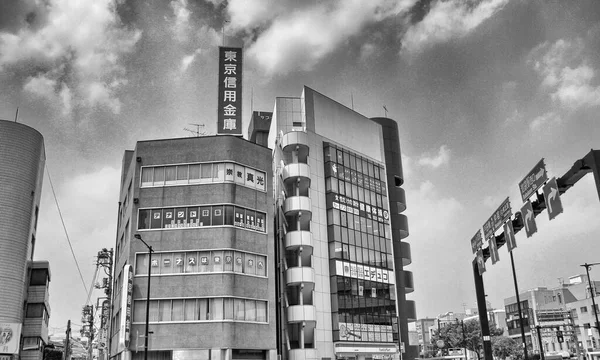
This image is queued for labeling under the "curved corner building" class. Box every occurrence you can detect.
[270,87,416,360]
[0,119,47,359]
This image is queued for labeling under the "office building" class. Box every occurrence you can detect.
[108,135,276,360]
[269,87,416,360]
[0,120,51,360]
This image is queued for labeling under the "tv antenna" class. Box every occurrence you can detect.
[184,123,206,137]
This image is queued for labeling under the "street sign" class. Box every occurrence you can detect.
[489,237,499,264]
[476,248,486,275]
[519,159,548,202]
[520,200,538,238]
[504,220,517,252]
[543,177,563,220]
[483,197,512,240]
[470,229,483,254]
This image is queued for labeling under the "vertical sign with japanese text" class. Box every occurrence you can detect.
[118,264,133,350]
[217,47,243,135]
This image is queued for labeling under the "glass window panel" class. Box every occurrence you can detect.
[348,230,355,245]
[176,165,188,182]
[186,251,198,273]
[256,212,266,233]
[188,207,199,227]
[340,212,347,227]
[324,146,333,162]
[256,255,266,276]
[212,206,224,226]
[135,254,148,275]
[173,253,185,273]
[234,164,245,184]
[172,300,184,321]
[246,210,256,230]
[344,152,350,167]
[214,163,225,182]
[141,168,153,186]
[246,300,256,321]
[224,298,234,320]
[199,251,210,273]
[150,254,160,275]
[338,179,345,195]
[331,178,338,192]
[153,167,165,186]
[161,253,173,274]
[184,299,196,321]
[234,206,245,228]
[159,300,171,321]
[175,208,187,228]
[200,206,211,226]
[256,301,267,322]
[149,300,159,321]
[234,252,244,273]
[255,171,266,191]
[165,166,176,184]
[342,244,350,260]
[133,301,146,322]
[223,250,234,272]
[234,299,245,320]
[224,205,234,226]
[211,298,223,320]
[349,245,356,262]
[163,208,175,228]
[198,299,208,320]
[139,209,151,230]
[201,164,212,182]
[213,250,223,272]
[245,253,256,275]
[337,149,344,164]
[189,164,200,182]
[224,163,235,182]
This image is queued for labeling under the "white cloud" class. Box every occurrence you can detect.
[24,74,57,99]
[418,145,451,168]
[530,38,600,110]
[180,48,202,73]
[24,74,73,115]
[401,0,508,55]
[171,0,191,42]
[529,111,561,131]
[0,0,141,115]
[229,0,416,75]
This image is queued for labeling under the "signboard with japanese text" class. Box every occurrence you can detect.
[326,192,389,224]
[118,265,133,350]
[470,229,483,254]
[519,159,548,202]
[482,197,512,240]
[0,323,21,354]
[217,47,243,135]
[336,260,395,285]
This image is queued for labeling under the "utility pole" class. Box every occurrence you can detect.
[63,320,71,360]
[536,326,545,360]
[581,263,600,332]
[567,310,582,360]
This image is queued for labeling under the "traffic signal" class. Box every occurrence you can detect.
[556,327,564,343]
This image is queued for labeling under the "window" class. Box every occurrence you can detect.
[30,269,47,286]
[26,303,45,318]
[581,306,588,313]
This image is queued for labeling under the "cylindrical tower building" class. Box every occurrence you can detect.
[0,119,46,323]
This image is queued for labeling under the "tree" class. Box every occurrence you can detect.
[430,319,504,360]
[492,336,523,360]
[43,346,63,360]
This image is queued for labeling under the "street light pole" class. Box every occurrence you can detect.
[134,234,153,360]
[581,263,600,332]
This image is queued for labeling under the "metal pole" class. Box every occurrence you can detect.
[510,251,529,360]
[536,326,545,360]
[472,259,493,360]
[582,263,600,332]
[144,246,152,360]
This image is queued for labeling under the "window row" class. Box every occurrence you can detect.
[329,224,392,253]
[333,276,397,301]
[135,250,267,277]
[333,321,395,343]
[141,162,267,192]
[327,178,389,213]
[327,207,390,239]
[330,242,393,270]
[132,297,268,323]
[26,303,49,325]
[324,144,385,181]
[326,162,385,195]
[138,205,266,232]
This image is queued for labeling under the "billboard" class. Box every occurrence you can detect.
[0,323,22,354]
[217,47,243,135]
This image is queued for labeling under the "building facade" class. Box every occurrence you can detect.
[269,87,416,360]
[108,136,276,360]
[0,120,51,360]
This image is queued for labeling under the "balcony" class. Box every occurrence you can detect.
[282,163,311,193]
[287,305,317,323]
[286,267,315,286]
[285,231,313,251]
[404,270,414,293]
[284,196,312,220]
[400,241,412,266]
[281,131,310,155]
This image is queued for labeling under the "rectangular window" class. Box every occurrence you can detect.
[212,206,224,226]
[184,299,196,321]
[159,300,171,321]
[198,299,209,320]
[30,269,47,286]
[256,301,266,322]
[234,299,245,320]
[172,299,184,321]
[189,164,200,183]
[165,166,176,184]
[224,298,234,320]
[26,303,44,318]
[213,163,225,182]
[154,167,165,186]
[149,300,159,321]
[224,205,234,226]
[245,300,256,321]
[141,167,153,186]
[163,208,175,228]
[200,206,211,226]
[176,165,188,183]
[245,253,256,275]
[201,164,212,182]
[211,298,223,320]
[581,306,588,313]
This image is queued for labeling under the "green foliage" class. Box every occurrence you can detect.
[430,319,505,359]
[492,336,524,360]
[44,347,63,360]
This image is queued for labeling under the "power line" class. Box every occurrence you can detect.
[46,165,89,295]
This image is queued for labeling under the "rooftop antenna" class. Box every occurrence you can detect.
[184,123,206,137]
[14,107,19,122]
[351,92,354,110]
[222,20,230,46]
[251,87,254,112]
[383,105,388,117]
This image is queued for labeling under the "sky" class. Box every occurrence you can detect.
[1,0,600,336]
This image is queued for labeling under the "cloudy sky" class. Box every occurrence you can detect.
[1,0,600,335]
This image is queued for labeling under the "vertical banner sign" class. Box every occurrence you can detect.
[470,229,483,254]
[118,264,133,350]
[217,47,243,135]
[520,200,537,238]
[476,248,486,275]
[504,221,517,252]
